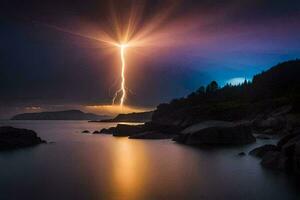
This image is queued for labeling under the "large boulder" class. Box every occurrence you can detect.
[174,121,256,145]
[0,126,46,150]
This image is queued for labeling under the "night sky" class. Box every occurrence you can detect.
[1,0,300,118]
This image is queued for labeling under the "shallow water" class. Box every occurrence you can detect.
[0,120,299,200]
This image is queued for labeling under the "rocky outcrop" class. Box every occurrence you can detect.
[173,121,256,145]
[100,127,115,134]
[250,128,300,175]
[252,106,293,135]
[98,122,181,138]
[112,124,147,137]
[0,126,46,150]
[99,111,153,123]
[129,131,174,139]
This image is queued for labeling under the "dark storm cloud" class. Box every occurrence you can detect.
[0,0,299,117]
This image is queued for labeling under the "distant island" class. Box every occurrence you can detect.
[90,111,153,123]
[11,110,109,121]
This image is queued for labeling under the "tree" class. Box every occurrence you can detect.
[206,81,219,93]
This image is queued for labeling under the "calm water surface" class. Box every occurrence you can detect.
[0,120,299,200]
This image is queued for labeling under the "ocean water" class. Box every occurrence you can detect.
[0,120,299,200]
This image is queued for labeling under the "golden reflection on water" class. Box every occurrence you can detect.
[111,138,149,199]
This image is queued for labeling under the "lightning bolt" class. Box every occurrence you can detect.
[112,44,128,109]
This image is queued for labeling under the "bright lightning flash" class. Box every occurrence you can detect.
[112,43,129,109]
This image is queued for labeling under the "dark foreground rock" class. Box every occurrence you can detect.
[250,128,300,175]
[0,126,46,150]
[173,121,256,145]
[129,131,174,139]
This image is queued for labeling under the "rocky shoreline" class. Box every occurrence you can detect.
[84,60,300,176]
[85,104,300,176]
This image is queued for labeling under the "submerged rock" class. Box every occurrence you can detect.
[238,152,246,156]
[82,130,90,133]
[0,126,46,150]
[93,131,100,134]
[174,121,256,145]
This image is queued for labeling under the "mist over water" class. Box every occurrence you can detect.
[0,120,299,200]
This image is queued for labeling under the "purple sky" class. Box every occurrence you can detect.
[0,0,300,117]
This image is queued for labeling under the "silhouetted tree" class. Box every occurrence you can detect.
[206,81,219,93]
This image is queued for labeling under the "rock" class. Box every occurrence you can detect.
[253,115,287,132]
[181,120,242,134]
[281,135,300,154]
[113,124,146,137]
[174,121,256,145]
[261,151,286,170]
[99,111,153,123]
[294,143,300,175]
[277,132,300,149]
[238,152,246,156]
[253,128,300,174]
[249,145,279,158]
[0,126,46,150]
[129,131,174,139]
[262,129,277,135]
[93,131,100,134]
[256,134,272,140]
[82,130,90,133]
[100,127,115,134]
